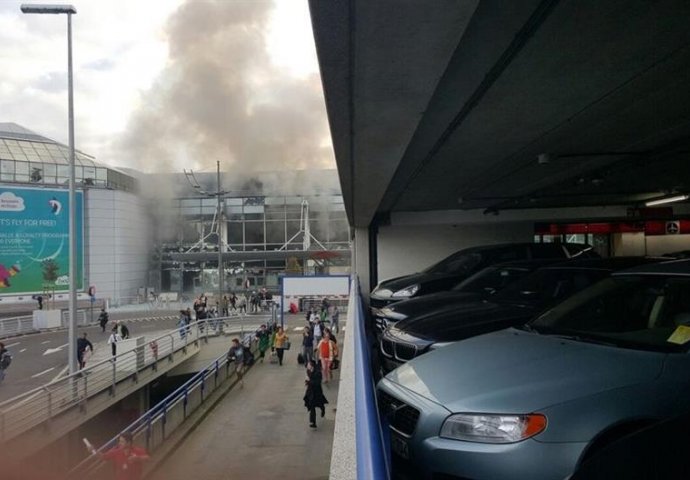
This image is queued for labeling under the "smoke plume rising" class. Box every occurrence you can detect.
[118,0,334,175]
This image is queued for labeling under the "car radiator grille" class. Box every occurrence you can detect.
[370,297,391,309]
[394,342,418,361]
[381,338,395,356]
[377,389,421,436]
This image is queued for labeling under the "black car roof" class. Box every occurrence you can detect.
[613,258,690,276]
[543,256,667,271]
[483,258,566,269]
[459,242,589,252]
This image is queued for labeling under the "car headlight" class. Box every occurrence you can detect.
[440,413,546,443]
[391,284,420,298]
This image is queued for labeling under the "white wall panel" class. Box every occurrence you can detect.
[85,189,152,303]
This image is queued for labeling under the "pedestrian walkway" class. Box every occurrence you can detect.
[150,318,340,480]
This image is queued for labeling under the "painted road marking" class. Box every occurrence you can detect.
[19,348,27,353]
[31,367,56,378]
[41,340,51,344]
[5,342,20,348]
[43,343,69,355]
[293,327,304,331]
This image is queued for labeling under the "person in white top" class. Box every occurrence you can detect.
[108,328,122,357]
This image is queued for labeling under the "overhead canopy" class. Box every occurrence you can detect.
[310,0,690,227]
[168,249,351,263]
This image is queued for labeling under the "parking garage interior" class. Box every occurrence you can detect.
[310,0,690,478]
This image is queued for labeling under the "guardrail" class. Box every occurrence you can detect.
[67,335,257,478]
[0,315,34,338]
[353,278,390,479]
[0,315,257,444]
[0,310,90,338]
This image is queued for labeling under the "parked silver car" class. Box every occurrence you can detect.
[378,259,690,479]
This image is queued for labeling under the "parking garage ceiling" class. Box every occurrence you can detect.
[310,0,690,227]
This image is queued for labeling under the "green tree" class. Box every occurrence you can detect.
[42,259,60,285]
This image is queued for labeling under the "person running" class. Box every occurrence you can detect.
[108,327,122,357]
[303,360,328,428]
[77,332,94,370]
[116,321,130,340]
[0,342,11,383]
[98,309,110,333]
[90,431,150,480]
[317,331,336,383]
[272,327,289,366]
[254,324,270,363]
[227,338,245,388]
[221,295,229,317]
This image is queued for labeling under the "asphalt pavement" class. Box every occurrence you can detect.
[0,313,180,402]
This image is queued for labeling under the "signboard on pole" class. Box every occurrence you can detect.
[0,186,84,295]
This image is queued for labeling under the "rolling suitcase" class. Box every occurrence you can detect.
[297,352,305,365]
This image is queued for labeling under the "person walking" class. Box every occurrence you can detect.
[227,338,245,388]
[98,308,110,333]
[302,322,314,365]
[108,327,122,357]
[317,330,336,383]
[88,431,150,480]
[0,342,12,383]
[254,324,270,363]
[177,313,188,340]
[77,332,94,370]
[221,295,229,317]
[331,305,340,334]
[272,327,289,366]
[312,319,323,359]
[303,360,328,428]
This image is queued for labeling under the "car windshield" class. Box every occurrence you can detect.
[492,268,608,307]
[452,266,532,294]
[529,275,690,353]
[424,252,482,275]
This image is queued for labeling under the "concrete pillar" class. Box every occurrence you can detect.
[353,227,371,301]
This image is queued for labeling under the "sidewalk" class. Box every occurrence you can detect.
[150,316,340,480]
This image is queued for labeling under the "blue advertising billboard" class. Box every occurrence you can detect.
[0,186,83,295]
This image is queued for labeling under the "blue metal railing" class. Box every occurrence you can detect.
[68,332,256,476]
[353,279,390,479]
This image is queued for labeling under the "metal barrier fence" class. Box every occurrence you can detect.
[0,316,258,444]
[353,278,390,479]
[67,336,256,477]
[0,315,34,338]
[0,310,89,338]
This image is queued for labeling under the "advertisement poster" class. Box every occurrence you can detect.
[0,186,83,295]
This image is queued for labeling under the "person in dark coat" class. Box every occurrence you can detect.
[303,360,328,428]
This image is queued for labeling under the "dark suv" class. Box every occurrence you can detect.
[370,242,596,313]
[380,257,663,373]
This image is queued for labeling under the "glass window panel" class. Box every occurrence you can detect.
[225,198,242,206]
[201,198,216,207]
[243,205,264,214]
[96,168,107,180]
[4,140,18,146]
[266,221,285,244]
[245,213,263,220]
[227,222,243,244]
[226,206,243,214]
[0,159,14,181]
[181,207,200,216]
[265,197,284,205]
[11,151,27,161]
[286,220,300,239]
[245,222,264,244]
[285,196,302,205]
[265,205,285,220]
[57,164,69,179]
[201,206,216,215]
[33,143,49,152]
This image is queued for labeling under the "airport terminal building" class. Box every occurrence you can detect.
[0,122,350,304]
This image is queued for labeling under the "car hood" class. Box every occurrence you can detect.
[374,272,463,296]
[384,291,484,319]
[391,302,533,342]
[386,328,664,413]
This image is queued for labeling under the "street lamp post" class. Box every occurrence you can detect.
[21,3,79,375]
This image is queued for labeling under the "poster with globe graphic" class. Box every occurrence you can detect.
[0,186,83,295]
